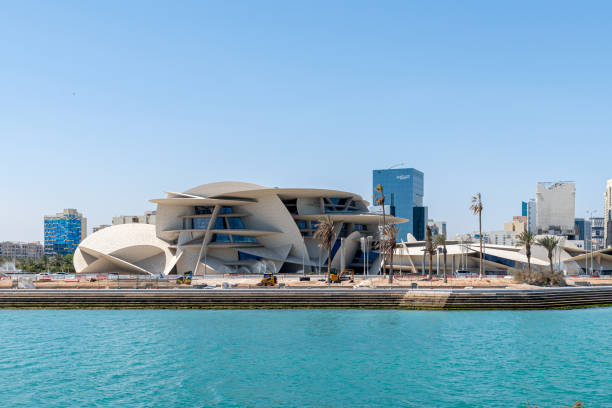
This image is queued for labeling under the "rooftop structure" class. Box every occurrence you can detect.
[74,182,406,275]
[92,225,110,233]
[391,240,547,276]
[392,237,612,276]
[536,182,575,236]
[112,211,156,226]
[44,209,87,256]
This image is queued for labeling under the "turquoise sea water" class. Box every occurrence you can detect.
[0,309,610,408]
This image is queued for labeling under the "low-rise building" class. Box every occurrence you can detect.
[112,211,156,226]
[0,241,44,259]
[487,230,518,246]
[504,216,527,234]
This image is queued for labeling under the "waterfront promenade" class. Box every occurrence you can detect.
[1,286,611,309]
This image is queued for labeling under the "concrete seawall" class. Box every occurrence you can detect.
[1,287,611,309]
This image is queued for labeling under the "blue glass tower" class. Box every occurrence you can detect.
[372,168,425,241]
[44,209,87,256]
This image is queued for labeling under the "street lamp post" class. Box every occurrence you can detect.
[587,210,597,275]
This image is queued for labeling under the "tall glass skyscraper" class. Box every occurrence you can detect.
[372,168,426,241]
[44,209,87,256]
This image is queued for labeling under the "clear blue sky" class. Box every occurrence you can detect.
[1,1,611,242]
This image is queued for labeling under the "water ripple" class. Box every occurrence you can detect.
[0,309,610,407]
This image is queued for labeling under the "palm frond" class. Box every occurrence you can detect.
[433,234,446,248]
[469,192,483,215]
[313,215,335,251]
[536,235,559,252]
[376,224,398,261]
[516,230,535,247]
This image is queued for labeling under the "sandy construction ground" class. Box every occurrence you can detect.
[1,275,610,289]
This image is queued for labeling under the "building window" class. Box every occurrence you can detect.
[232,235,257,243]
[282,199,298,215]
[238,251,262,261]
[193,218,210,230]
[215,218,225,229]
[195,206,213,215]
[227,217,245,229]
[220,207,234,214]
[212,234,230,243]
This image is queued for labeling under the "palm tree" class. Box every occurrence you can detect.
[63,254,75,273]
[373,184,389,278]
[536,235,559,276]
[51,254,64,272]
[434,234,448,283]
[314,215,335,283]
[516,230,535,279]
[470,193,484,279]
[425,225,437,280]
[377,224,398,283]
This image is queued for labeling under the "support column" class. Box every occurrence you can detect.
[194,204,221,275]
[421,253,425,275]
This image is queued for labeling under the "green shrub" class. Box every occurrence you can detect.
[514,268,566,286]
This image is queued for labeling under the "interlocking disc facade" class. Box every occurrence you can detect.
[74,182,406,275]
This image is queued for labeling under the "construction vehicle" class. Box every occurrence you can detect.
[330,269,354,283]
[176,271,193,285]
[257,273,277,286]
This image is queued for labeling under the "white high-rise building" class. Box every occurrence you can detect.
[605,179,612,248]
[536,182,575,236]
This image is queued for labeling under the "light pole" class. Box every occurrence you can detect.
[366,236,372,276]
[360,237,366,276]
[587,210,597,275]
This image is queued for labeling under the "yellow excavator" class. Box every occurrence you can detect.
[330,269,354,284]
[176,271,193,285]
[257,273,278,286]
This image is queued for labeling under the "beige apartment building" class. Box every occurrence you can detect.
[112,211,156,226]
[504,216,527,234]
[0,241,44,259]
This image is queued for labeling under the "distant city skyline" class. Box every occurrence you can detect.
[1,1,611,241]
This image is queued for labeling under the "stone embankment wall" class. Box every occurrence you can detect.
[0,287,611,309]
